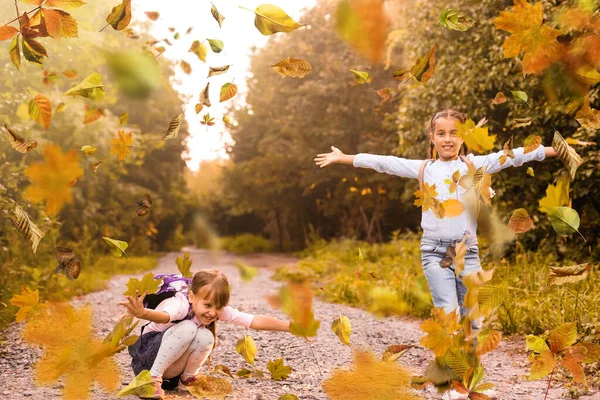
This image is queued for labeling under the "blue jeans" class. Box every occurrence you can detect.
[420,235,482,318]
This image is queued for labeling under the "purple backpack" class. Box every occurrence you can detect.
[142,274,194,321]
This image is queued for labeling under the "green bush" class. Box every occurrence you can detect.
[276,233,600,334]
[218,233,275,254]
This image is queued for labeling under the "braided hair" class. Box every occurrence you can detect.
[425,109,470,159]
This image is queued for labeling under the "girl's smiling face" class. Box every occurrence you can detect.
[188,286,228,325]
[430,117,464,161]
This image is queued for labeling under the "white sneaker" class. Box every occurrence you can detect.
[442,389,497,400]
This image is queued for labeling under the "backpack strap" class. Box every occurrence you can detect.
[418,159,433,192]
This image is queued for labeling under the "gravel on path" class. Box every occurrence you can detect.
[1,249,598,400]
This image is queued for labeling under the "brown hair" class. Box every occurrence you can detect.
[190,269,230,368]
[425,109,470,159]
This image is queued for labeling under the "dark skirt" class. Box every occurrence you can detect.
[128,330,181,390]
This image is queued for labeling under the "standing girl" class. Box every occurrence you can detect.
[314,109,557,317]
[119,268,291,399]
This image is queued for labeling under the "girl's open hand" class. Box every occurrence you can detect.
[314,146,343,168]
[118,290,148,320]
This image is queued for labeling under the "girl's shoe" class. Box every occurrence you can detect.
[140,376,165,399]
[179,375,198,386]
[442,389,498,400]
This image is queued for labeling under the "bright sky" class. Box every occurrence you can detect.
[131,1,317,171]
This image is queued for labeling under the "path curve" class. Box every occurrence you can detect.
[1,249,597,400]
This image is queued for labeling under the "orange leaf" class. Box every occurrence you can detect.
[0,26,20,41]
[145,11,159,21]
[419,308,460,357]
[491,91,507,105]
[24,144,83,215]
[507,208,534,233]
[493,0,562,74]
[42,9,78,41]
[9,286,48,322]
[441,199,464,218]
[110,130,133,160]
[523,134,542,154]
[28,94,52,130]
[83,105,105,124]
[563,350,586,384]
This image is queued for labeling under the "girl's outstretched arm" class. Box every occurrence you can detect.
[315,146,355,167]
[118,291,170,323]
[250,315,291,332]
[471,144,555,174]
[545,146,558,157]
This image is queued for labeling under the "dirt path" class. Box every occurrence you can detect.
[1,249,598,400]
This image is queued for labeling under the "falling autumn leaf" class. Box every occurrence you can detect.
[144,11,159,21]
[411,45,436,82]
[64,73,105,100]
[236,335,257,365]
[13,203,45,254]
[163,113,184,140]
[106,0,132,31]
[349,69,371,84]
[439,8,475,31]
[336,0,388,63]
[267,358,292,381]
[242,4,304,36]
[375,88,392,100]
[93,161,102,174]
[110,130,133,160]
[194,104,203,114]
[10,286,48,322]
[456,118,496,153]
[118,112,128,125]
[491,91,507,105]
[523,134,542,154]
[207,38,224,53]
[180,60,192,74]
[188,40,207,62]
[271,57,312,78]
[208,65,230,78]
[28,94,52,130]
[527,166,535,176]
[81,145,96,156]
[219,83,238,103]
[24,144,83,215]
[83,105,105,124]
[199,82,211,107]
[4,124,37,153]
[493,0,562,74]
[211,4,226,28]
[508,208,534,233]
[331,315,352,346]
[200,113,215,127]
[62,69,78,78]
[552,130,583,180]
[499,136,515,165]
[510,90,529,105]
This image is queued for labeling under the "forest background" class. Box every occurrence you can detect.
[0,0,598,360]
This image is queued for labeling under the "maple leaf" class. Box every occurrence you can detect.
[176,252,193,277]
[455,118,496,153]
[414,182,438,212]
[184,374,232,399]
[10,286,48,322]
[267,358,292,381]
[538,175,570,213]
[23,303,120,400]
[420,308,461,357]
[110,130,133,160]
[493,0,563,74]
[24,144,83,215]
[323,350,417,400]
[122,272,162,297]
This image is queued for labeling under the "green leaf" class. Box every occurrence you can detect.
[267,358,292,381]
[105,51,161,99]
[64,73,105,100]
[207,38,224,53]
[176,252,193,277]
[117,370,155,397]
[439,9,475,31]
[103,236,129,257]
[242,4,304,36]
[118,112,128,125]
[510,90,529,105]
[122,272,162,297]
[236,335,257,366]
[235,260,258,282]
[349,69,371,84]
[444,348,471,379]
[546,206,584,239]
[331,315,351,346]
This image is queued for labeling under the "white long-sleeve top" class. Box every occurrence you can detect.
[353,145,546,240]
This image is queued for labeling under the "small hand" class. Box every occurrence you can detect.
[475,116,488,128]
[314,146,343,168]
[118,290,148,319]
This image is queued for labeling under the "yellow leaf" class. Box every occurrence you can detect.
[10,286,48,322]
[42,9,78,41]
[0,26,19,41]
[188,40,207,62]
[28,94,52,130]
[456,118,496,153]
[235,335,257,366]
[411,45,436,82]
[527,166,535,177]
[117,370,155,397]
[106,0,131,31]
[110,130,133,160]
[476,330,502,356]
[539,175,570,213]
[243,4,304,36]
[349,69,371,84]
[118,112,128,125]
[441,199,464,218]
[271,57,312,78]
[80,145,96,156]
[219,83,238,103]
[414,182,438,212]
[64,73,105,100]
[267,358,292,381]
[331,315,352,346]
[235,260,258,282]
[493,0,562,74]
[24,144,83,215]
[335,0,388,64]
[528,350,557,380]
[185,374,232,399]
[122,272,161,296]
[323,350,416,400]
[575,106,600,129]
[420,308,460,357]
[9,36,20,69]
[266,282,320,337]
[549,322,577,354]
[45,0,86,8]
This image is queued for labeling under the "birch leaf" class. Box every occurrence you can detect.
[245,4,304,36]
[507,208,533,233]
[349,69,371,84]
[207,39,224,53]
[546,206,583,238]
[64,73,105,100]
[208,65,230,78]
[510,90,529,105]
[163,113,184,140]
[13,203,45,254]
[331,315,352,346]
[491,91,506,105]
[188,40,207,62]
[106,0,131,31]
[236,335,257,366]
[28,94,52,130]
[199,82,211,107]
[219,83,238,103]
[211,4,225,28]
[271,57,312,78]
[552,131,583,181]
[103,236,129,257]
[180,60,192,74]
[523,134,542,154]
